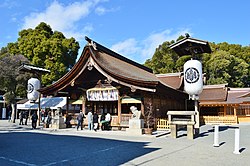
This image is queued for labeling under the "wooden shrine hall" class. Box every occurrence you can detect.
[38,36,189,129]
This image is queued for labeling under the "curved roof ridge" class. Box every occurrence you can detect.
[85,36,153,73]
[88,46,159,85]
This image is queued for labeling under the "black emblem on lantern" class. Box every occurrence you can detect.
[27,83,34,93]
[185,67,200,84]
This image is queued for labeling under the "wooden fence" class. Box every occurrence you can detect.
[156,118,170,130]
[202,116,238,125]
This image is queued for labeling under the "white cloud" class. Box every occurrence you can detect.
[95,6,119,15]
[141,29,191,60]
[111,29,192,63]
[111,38,140,58]
[21,0,104,41]
[95,6,107,15]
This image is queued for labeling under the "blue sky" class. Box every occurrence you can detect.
[0,0,249,63]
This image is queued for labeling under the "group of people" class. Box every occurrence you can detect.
[19,110,29,125]
[41,109,52,127]
[19,111,38,129]
[76,111,111,131]
[17,110,52,129]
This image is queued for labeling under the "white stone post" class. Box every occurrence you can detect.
[213,125,219,147]
[233,127,240,154]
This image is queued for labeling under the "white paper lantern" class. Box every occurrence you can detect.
[184,60,203,95]
[27,78,40,101]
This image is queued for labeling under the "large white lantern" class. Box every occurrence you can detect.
[184,59,203,96]
[27,78,40,101]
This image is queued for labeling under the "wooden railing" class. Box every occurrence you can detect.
[157,118,170,130]
[111,115,119,126]
[111,114,131,127]
[120,114,131,126]
[202,116,238,125]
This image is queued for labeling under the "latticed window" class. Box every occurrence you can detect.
[226,106,234,115]
[237,105,250,116]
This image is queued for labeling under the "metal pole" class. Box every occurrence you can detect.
[213,125,219,147]
[37,94,41,127]
[194,100,200,136]
[233,127,240,154]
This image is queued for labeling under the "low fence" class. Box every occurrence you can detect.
[202,116,238,125]
[156,118,170,130]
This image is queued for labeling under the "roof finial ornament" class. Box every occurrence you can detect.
[85,36,97,50]
[185,33,190,38]
[90,40,97,50]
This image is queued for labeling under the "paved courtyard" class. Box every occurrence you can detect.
[0,120,249,166]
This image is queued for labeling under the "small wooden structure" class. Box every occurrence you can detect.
[167,111,196,139]
[199,84,250,124]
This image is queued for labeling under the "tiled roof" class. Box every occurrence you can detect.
[156,73,183,90]
[93,49,159,86]
[199,84,228,102]
[199,85,250,105]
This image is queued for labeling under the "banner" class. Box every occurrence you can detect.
[86,87,118,101]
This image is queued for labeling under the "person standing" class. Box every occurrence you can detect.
[105,112,111,130]
[19,111,24,125]
[87,111,93,130]
[8,109,12,122]
[46,112,52,128]
[93,112,99,132]
[77,112,84,130]
[31,112,38,129]
[100,113,106,130]
[24,110,28,125]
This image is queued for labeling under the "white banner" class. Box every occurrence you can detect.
[86,87,118,101]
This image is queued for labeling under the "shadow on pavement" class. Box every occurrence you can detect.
[0,131,159,166]
[240,147,246,153]
[219,141,226,147]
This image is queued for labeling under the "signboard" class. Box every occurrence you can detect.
[86,87,118,101]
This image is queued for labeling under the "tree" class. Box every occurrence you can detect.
[144,98,155,134]
[7,22,80,86]
[144,36,250,88]
[204,50,249,87]
[144,40,178,73]
[0,54,30,122]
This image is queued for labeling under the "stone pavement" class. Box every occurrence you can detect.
[0,119,249,166]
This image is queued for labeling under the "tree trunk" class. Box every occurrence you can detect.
[11,103,16,123]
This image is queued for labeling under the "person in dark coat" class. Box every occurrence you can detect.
[77,112,84,130]
[31,112,38,129]
[46,112,52,128]
[93,112,99,132]
[100,113,106,130]
[19,111,24,125]
[24,110,29,125]
[65,114,72,128]
[8,109,12,122]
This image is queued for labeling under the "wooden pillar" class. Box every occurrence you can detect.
[66,96,69,114]
[141,100,144,117]
[82,99,86,114]
[82,93,86,114]
[224,105,226,116]
[233,106,237,117]
[118,94,121,124]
